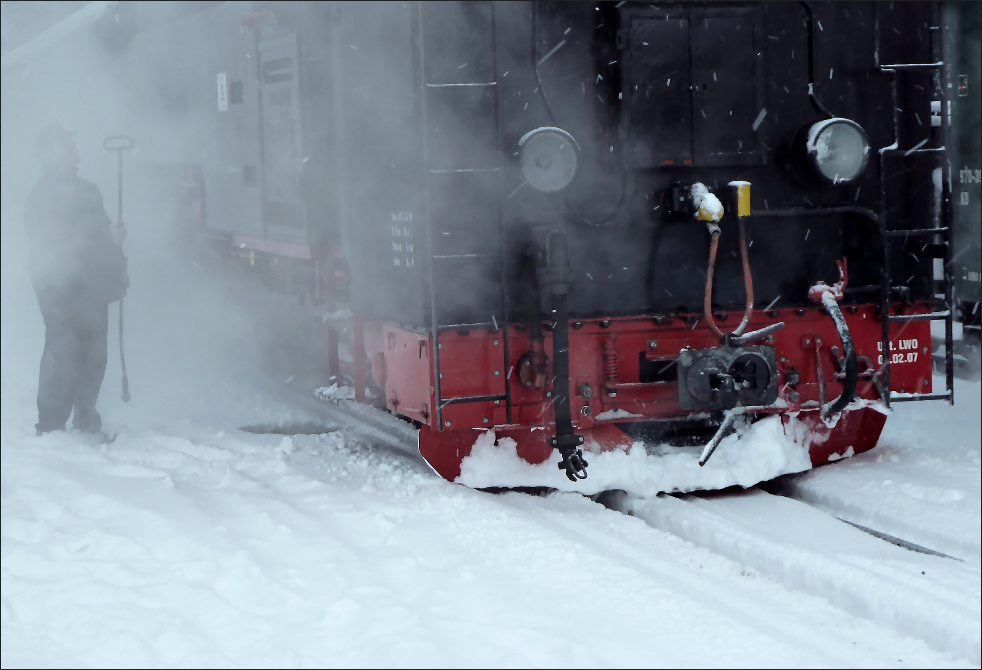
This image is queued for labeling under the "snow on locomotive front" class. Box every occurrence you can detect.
[325,1,952,494]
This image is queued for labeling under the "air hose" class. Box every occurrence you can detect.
[809,259,858,419]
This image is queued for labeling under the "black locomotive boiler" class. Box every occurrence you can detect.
[74,1,960,491]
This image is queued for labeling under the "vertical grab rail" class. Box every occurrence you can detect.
[875,1,954,407]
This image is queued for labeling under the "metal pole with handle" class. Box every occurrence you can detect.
[103,135,135,402]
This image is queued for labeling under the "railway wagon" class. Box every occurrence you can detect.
[944,0,981,367]
[102,1,957,490]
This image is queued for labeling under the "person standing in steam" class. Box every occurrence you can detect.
[24,123,129,439]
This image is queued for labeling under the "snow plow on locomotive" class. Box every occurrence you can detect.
[110,1,957,493]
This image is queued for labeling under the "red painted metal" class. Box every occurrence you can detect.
[383,303,934,483]
[377,325,432,424]
[352,315,368,403]
[783,407,889,466]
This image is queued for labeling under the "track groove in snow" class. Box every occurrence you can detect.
[611,488,981,664]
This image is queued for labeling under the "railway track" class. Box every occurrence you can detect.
[600,487,981,665]
[244,382,424,467]
[260,385,980,664]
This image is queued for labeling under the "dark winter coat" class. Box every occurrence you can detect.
[24,168,128,306]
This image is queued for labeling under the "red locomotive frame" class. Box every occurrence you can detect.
[361,302,933,482]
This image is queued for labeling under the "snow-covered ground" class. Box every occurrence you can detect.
[2,190,981,668]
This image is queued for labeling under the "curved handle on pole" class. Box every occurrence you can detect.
[103,135,135,152]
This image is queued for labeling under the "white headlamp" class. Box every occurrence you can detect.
[518,127,580,193]
[805,118,870,184]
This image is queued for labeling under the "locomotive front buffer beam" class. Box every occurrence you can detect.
[402,302,933,485]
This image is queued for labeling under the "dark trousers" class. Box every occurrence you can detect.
[35,293,109,433]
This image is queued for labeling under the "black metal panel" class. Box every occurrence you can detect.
[328,0,506,328]
[621,9,693,167]
[432,256,504,326]
[354,205,427,326]
[419,1,495,85]
[690,7,764,165]
[620,4,764,168]
[423,86,499,173]
[334,1,427,326]
[417,1,503,329]
[428,171,501,257]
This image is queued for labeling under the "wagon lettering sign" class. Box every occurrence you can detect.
[959,166,982,184]
[957,167,981,206]
[390,211,415,269]
[877,337,920,365]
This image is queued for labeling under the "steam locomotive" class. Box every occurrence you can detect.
[23,1,964,492]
